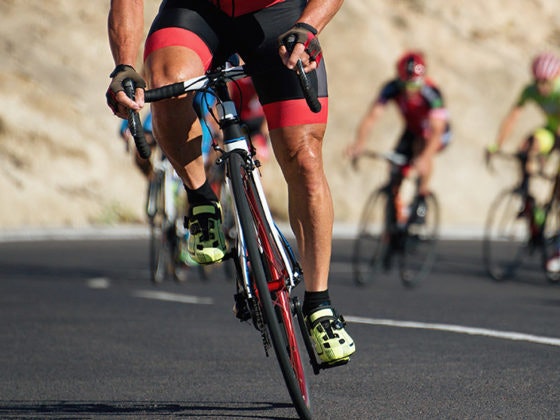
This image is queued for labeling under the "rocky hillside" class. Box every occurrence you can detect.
[1,0,559,229]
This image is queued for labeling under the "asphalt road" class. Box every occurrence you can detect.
[1,237,559,419]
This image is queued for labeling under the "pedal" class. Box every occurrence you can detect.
[293,297,323,375]
[233,292,251,322]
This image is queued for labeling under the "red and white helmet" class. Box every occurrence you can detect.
[397,51,426,81]
[532,53,560,80]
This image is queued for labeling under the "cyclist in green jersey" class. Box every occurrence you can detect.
[487,52,560,272]
[488,52,560,162]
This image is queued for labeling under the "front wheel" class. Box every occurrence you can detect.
[398,193,440,288]
[353,189,392,286]
[483,189,531,281]
[228,152,311,419]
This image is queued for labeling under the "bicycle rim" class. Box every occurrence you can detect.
[483,189,530,281]
[228,152,311,419]
[353,189,391,286]
[399,193,439,288]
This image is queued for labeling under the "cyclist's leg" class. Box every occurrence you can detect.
[143,4,227,264]
[240,1,354,364]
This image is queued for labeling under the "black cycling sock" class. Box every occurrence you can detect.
[186,180,218,206]
[302,290,331,315]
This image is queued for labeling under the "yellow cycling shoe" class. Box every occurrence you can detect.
[305,306,355,365]
[186,201,227,265]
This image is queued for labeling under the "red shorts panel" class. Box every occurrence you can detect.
[263,98,329,130]
[144,27,213,70]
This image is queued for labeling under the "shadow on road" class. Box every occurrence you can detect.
[0,400,297,419]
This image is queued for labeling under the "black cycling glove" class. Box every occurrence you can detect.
[278,22,323,65]
[106,64,146,114]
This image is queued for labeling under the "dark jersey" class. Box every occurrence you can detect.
[377,78,448,138]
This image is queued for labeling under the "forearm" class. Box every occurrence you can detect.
[421,119,446,159]
[297,0,344,33]
[108,0,144,66]
[496,107,522,147]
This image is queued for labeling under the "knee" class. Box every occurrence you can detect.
[277,131,326,189]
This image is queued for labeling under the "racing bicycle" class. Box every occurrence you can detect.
[352,151,440,288]
[124,57,329,419]
[146,149,196,283]
[483,150,560,283]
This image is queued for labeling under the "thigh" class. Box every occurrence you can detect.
[234,0,329,129]
[395,130,415,160]
[144,0,231,70]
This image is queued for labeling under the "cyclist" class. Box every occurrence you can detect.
[487,53,560,271]
[489,52,560,160]
[346,51,451,215]
[106,0,355,365]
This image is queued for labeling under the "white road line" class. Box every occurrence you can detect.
[127,290,560,347]
[132,290,214,305]
[87,277,111,289]
[345,316,560,347]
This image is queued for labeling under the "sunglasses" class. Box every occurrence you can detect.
[404,78,424,89]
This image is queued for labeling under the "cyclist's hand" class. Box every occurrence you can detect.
[278,23,322,72]
[106,64,146,118]
[414,154,430,177]
[485,143,499,167]
[345,143,363,169]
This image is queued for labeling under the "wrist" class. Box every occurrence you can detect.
[110,64,136,78]
[294,22,318,35]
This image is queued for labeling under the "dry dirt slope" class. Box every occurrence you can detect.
[0,0,559,230]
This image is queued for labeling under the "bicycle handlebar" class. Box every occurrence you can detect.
[123,79,151,159]
[128,60,321,157]
[294,59,321,113]
[351,151,408,172]
[484,150,527,173]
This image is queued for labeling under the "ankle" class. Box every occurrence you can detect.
[302,290,331,316]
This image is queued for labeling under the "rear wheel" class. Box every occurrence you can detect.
[353,189,392,286]
[483,189,531,281]
[228,152,311,420]
[398,193,440,288]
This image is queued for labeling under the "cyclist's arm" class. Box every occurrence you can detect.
[422,114,447,159]
[495,105,523,150]
[279,0,343,72]
[296,0,344,33]
[108,0,145,111]
[346,100,386,159]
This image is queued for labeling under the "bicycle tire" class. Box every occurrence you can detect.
[399,193,439,288]
[353,189,392,286]
[483,188,531,281]
[228,152,311,420]
[542,197,560,283]
[149,175,170,284]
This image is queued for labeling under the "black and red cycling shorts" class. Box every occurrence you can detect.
[144,0,328,130]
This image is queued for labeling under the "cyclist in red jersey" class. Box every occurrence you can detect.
[347,52,451,200]
[106,0,354,365]
[347,51,451,209]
